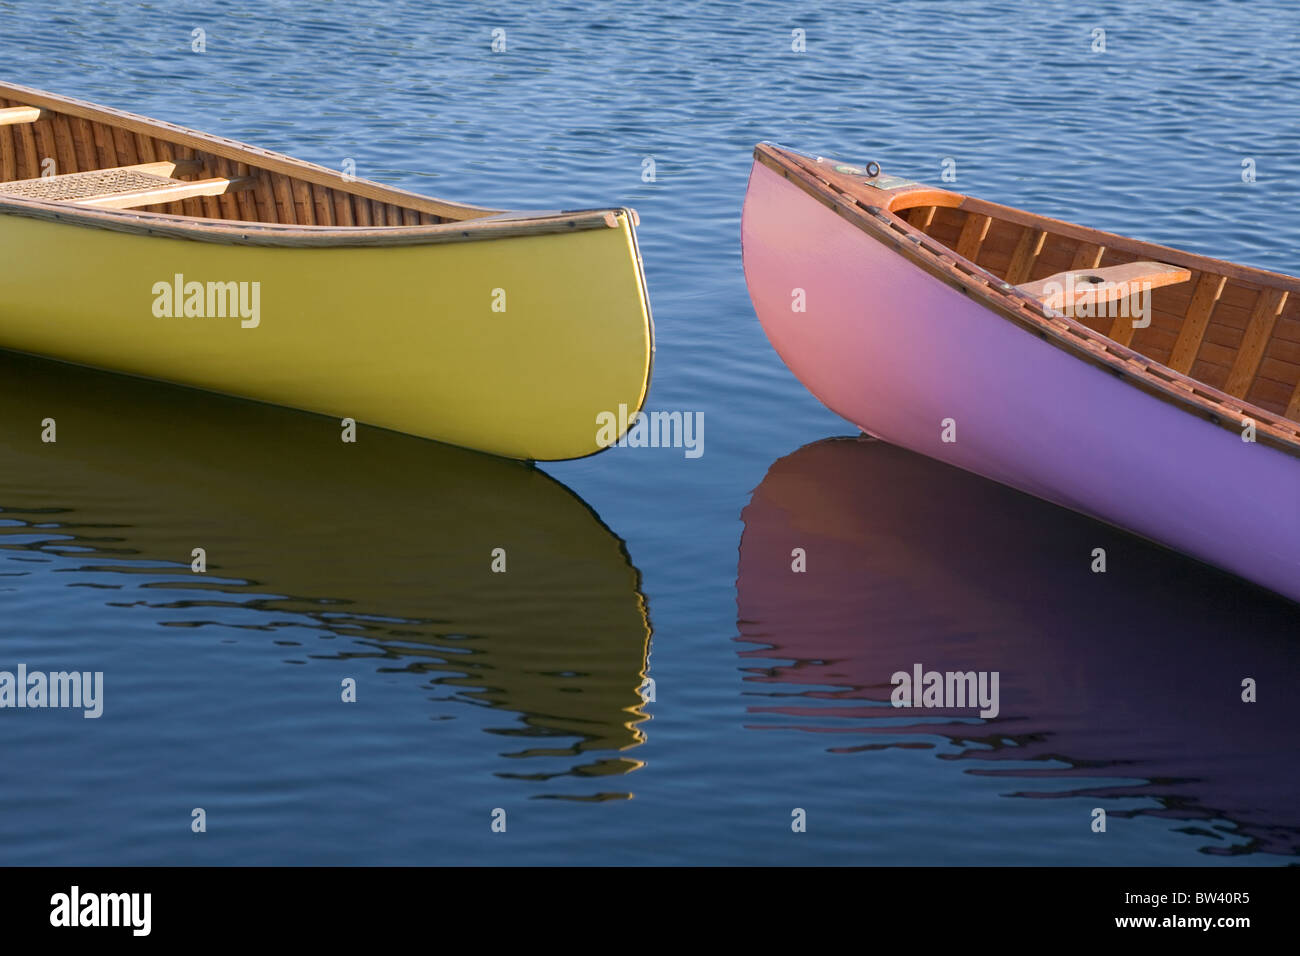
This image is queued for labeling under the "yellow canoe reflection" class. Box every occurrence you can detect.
[0,351,651,787]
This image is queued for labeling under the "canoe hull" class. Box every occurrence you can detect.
[742,159,1300,604]
[0,208,652,461]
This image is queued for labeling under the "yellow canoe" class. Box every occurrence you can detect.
[0,82,653,460]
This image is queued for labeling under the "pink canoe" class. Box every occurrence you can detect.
[741,144,1300,604]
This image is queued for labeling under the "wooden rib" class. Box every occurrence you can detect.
[1069,241,1105,270]
[1167,274,1227,374]
[164,147,201,217]
[230,162,258,221]
[371,199,387,226]
[311,183,334,225]
[250,169,277,222]
[150,140,185,215]
[212,157,244,220]
[197,154,223,218]
[91,120,118,169]
[0,121,15,181]
[180,150,205,216]
[111,124,139,168]
[352,194,371,226]
[0,106,41,126]
[51,113,80,177]
[1096,262,1195,345]
[1285,379,1300,422]
[291,179,316,224]
[70,116,96,172]
[908,205,936,231]
[71,176,255,210]
[270,173,296,224]
[332,187,354,226]
[402,207,419,225]
[32,116,58,177]
[954,213,991,262]
[135,136,175,212]
[133,131,157,164]
[1107,312,1138,347]
[1224,288,1290,398]
[14,117,38,178]
[1004,226,1046,284]
[13,117,36,178]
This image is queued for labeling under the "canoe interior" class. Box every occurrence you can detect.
[0,90,481,227]
[893,198,1300,421]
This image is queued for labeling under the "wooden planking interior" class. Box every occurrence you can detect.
[886,196,1300,420]
[0,95,447,226]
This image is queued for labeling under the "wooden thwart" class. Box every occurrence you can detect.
[73,174,254,209]
[0,106,41,126]
[1016,261,1192,311]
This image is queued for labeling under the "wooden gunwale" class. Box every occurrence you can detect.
[753,143,1300,457]
[0,194,625,247]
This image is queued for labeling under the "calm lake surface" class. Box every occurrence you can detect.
[0,0,1296,865]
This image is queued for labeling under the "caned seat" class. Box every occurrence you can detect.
[0,161,252,210]
[0,167,180,202]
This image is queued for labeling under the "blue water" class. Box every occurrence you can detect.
[1,0,1297,864]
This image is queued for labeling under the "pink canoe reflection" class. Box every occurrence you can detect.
[736,436,1300,857]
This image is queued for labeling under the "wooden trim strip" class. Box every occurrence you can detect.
[1167,273,1226,374]
[1224,288,1290,398]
